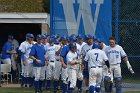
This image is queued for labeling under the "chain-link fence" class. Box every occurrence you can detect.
[113,0,140,88]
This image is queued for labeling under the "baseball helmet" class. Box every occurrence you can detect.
[92,42,100,49]
[69,42,77,50]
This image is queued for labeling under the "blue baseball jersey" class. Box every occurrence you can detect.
[60,45,69,64]
[30,43,46,67]
[2,41,12,59]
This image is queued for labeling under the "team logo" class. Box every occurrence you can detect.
[59,0,104,35]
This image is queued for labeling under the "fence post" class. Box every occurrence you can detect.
[50,0,54,35]
[115,0,119,44]
[0,57,1,87]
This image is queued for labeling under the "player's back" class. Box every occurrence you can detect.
[86,49,108,67]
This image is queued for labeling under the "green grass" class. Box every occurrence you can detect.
[0,88,140,93]
[0,0,45,12]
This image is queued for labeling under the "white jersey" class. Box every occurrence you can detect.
[77,42,86,55]
[43,42,49,51]
[105,45,127,65]
[76,43,80,52]
[19,41,35,63]
[45,44,56,61]
[81,43,93,57]
[67,51,78,70]
[55,44,61,61]
[85,49,108,68]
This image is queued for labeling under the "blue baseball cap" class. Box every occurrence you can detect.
[8,35,14,39]
[69,34,77,41]
[77,34,83,39]
[42,34,47,39]
[92,42,100,49]
[85,34,92,39]
[54,39,60,44]
[36,34,42,39]
[97,38,104,43]
[44,33,50,37]
[29,34,34,38]
[49,38,55,43]
[61,36,67,41]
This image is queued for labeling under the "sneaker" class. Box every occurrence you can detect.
[85,90,89,93]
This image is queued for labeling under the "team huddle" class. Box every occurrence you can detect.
[18,33,134,93]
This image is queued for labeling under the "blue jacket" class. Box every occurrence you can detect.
[30,43,46,67]
[60,45,69,65]
[2,41,12,59]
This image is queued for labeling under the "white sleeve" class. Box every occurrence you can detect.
[19,43,26,53]
[103,51,108,61]
[120,46,127,58]
[66,53,73,63]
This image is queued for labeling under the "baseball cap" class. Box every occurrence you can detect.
[42,34,47,39]
[36,34,42,39]
[8,35,14,39]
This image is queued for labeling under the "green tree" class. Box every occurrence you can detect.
[43,0,50,13]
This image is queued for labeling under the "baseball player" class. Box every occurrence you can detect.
[53,39,62,92]
[11,37,19,82]
[2,35,17,64]
[45,38,56,91]
[84,42,110,93]
[67,42,82,93]
[60,36,69,93]
[81,34,93,92]
[42,34,49,51]
[30,34,46,93]
[105,37,134,93]
[19,33,30,87]
[76,34,86,92]
[19,33,35,87]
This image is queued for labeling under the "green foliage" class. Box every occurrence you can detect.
[0,0,46,13]
[43,0,50,13]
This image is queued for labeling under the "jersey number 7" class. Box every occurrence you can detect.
[95,53,99,61]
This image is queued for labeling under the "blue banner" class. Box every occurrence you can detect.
[50,0,112,44]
